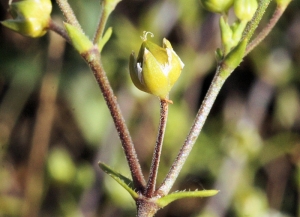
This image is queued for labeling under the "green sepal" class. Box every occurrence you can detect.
[129,52,149,93]
[219,16,233,55]
[142,49,170,99]
[157,190,219,208]
[64,22,93,54]
[215,48,224,61]
[231,20,247,46]
[137,40,168,66]
[98,162,138,200]
[98,27,113,52]
[221,38,247,77]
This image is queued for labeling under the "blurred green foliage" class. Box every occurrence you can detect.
[0,0,300,216]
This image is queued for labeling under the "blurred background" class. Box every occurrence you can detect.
[0,0,300,216]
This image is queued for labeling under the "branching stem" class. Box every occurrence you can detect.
[93,1,109,44]
[245,5,288,56]
[82,52,146,191]
[145,99,169,197]
[55,0,82,31]
[48,20,70,42]
[156,67,227,196]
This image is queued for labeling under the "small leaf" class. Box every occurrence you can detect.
[64,22,93,54]
[98,27,113,52]
[156,189,219,208]
[98,162,138,199]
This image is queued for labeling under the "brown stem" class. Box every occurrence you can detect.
[144,99,169,197]
[156,68,227,196]
[55,0,82,31]
[48,20,70,43]
[136,196,160,217]
[82,51,146,191]
[245,5,287,56]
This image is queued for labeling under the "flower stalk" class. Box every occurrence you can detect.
[145,99,169,197]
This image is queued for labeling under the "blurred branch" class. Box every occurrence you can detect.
[21,31,65,217]
[245,3,290,56]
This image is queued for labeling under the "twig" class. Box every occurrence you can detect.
[93,1,108,44]
[242,0,272,42]
[55,0,82,31]
[82,53,146,191]
[245,5,288,56]
[145,99,169,197]
[48,20,70,42]
[156,67,227,196]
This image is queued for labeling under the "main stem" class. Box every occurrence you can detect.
[156,67,227,196]
[145,99,169,197]
[83,52,146,190]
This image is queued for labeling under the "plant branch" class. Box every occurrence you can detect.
[245,4,289,56]
[156,67,227,196]
[93,1,108,44]
[82,51,146,191]
[145,99,169,197]
[242,0,272,42]
[55,0,82,31]
[48,20,70,42]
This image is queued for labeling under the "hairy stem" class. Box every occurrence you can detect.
[82,51,146,190]
[145,99,169,197]
[242,0,272,42]
[93,1,109,44]
[55,0,82,31]
[156,67,227,196]
[245,5,289,56]
[48,20,70,42]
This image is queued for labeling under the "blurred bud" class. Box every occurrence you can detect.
[234,0,258,22]
[1,0,52,37]
[64,22,94,54]
[220,16,247,56]
[275,0,292,7]
[200,0,234,13]
[129,31,184,100]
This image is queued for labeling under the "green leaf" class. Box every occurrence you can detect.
[64,22,93,54]
[156,189,219,208]
[98,162,138,199]
[98,27,113,52]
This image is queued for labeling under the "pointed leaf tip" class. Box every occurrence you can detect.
[156,189,219,208]
[98,162,138,199]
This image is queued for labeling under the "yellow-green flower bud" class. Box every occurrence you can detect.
[1,0,52,37]
[234,0,258,22]
[200,0,234,13]
[276,0,291,7]
[129,32,184,100]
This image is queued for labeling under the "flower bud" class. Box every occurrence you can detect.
[129,32,184,100]
[200,0,234,13]
[1,0,52,37]
[234,0,258,22]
